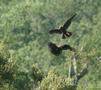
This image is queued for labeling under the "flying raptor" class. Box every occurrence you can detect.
[48,42,75,56]
[49,14,76,39]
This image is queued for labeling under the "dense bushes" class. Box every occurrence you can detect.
[0,0,101,90]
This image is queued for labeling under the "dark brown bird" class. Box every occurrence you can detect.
[49,14,76,39]
[48,42,75,56]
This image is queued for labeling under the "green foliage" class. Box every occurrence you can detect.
[0,43,16,90]
[32,64,44,82]
[0,0,101,90]
[13,64,44,90]
[36,70,75,90]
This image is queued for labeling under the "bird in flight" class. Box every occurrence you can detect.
[48,42,75,56]
[49,14,76,39]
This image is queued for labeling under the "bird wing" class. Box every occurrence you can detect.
[49,29,62,34]
[48,42,58,50]
[59,44,70,50]
[48,42,60,55]
[62,14,76,31]
[59,44,75,51]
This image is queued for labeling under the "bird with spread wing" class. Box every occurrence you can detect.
[48,42,75,56]
[49,14,76,39]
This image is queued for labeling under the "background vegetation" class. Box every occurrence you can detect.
[0,0,101,90]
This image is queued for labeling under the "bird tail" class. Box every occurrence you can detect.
[65,32,72,37]
[62,32,72,39]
